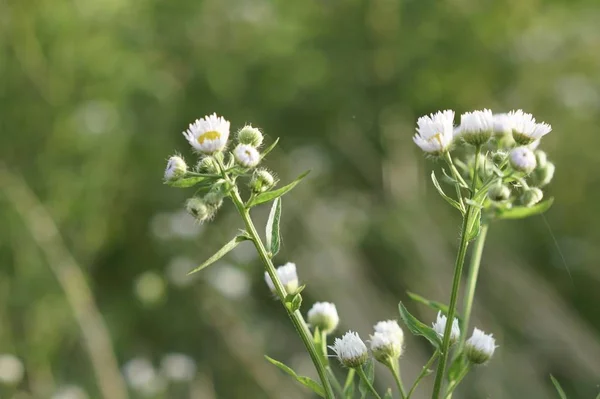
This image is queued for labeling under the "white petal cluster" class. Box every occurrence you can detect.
[330,331,368,368]
[465,328,496,364]
[307,302,339,334]
[492,113,512,135]
[509,147,537,173]
[164,155,187,181]
[160,353,197,382]
[264,262,299,295]
[0,354,24,385]
[123,357,166,396]
[183,113,230,154]
[459,109,494,146]
[506,110,552,145]
[432,312,460,344]
[234,144,261,168]
[373,320,404,344]
[413,110,455,154]
[370,320,404,362]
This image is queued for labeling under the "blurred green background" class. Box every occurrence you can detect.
[1,0,599,398]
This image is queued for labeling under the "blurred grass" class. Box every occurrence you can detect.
[1,0,600,398]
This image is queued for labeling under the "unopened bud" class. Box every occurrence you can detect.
[164,156,187,181]
[237,125,264,147]
[509,147,537,173]
[203,192,224,208]
[465,328,496,365]
[196,156,219,174]
[330,332,368,368]
[250,169,276,193]
[307,302,339,334]
[534,150,548,167]
[234,144,260,168]
[531,162,555,188]
[488,184,511,202]
[520,187,544,207]
[185,198,211,222]
[491,151,508,165]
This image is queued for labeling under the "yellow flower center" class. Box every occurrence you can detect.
[198,130,221,144]
[427,133,444,148]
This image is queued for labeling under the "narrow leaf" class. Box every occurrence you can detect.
[407,292,450,316]
[261,137,280,159]
[550,375,567,399]
[431,171,464,213]
[188,235,249,274]
[165,176,207,188]
[494,198,554,220]
[265,356,325,397]
[358,360,374,399]
[398,302,442,349]
[466,209,481,241]
[265,197,282,256]
[247,170,310,208]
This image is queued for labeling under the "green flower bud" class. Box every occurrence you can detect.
[491,151,508,165]
[535,150,548,168]
[237,125,264,147]
[196,156,219,174]
[488,184,511,202]
[531,162,555,188]
[520,187,544,207]
[185,198,211,222]
[204,192,224,208]
[250,169,276,193]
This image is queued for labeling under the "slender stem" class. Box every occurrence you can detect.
[356,366,382,399]
[323,332,345,396]
[343,369,356,392]
[458,223,489,351]
[388,360,407,399]
[407,351,439,399]
[443,366,470,398]
[227,185,334,398]
[444,153,466,211]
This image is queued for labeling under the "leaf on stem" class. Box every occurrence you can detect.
[260,137,280,159]
[398,302,442,349]
[247,170,310,208]
[466,209,481,241]
[550,375,567,399]
[187,235,250,275]
[407,292,451,318]
[313,328,329,367]
[265,197,282,256]
[358,360,375,399]
[431,171,464,213]
[165,176,207,188]
[493,198,554,220]
[264,355,325,397]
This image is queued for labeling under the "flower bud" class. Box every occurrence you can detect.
[488,184,511,202]
[534,150,548,168]
[520,187,544,207]
[491,150,508,165]
[185,198,211,222]
[531,162,555,188]
[164,156,187,181]
[250,169,276,193]
[465,328,496,365]
[370,320,404,363]
[509,147,537,173]
[432,312,460,345]
[330,331,369,368]
[234,144,260,168]
[307,302,339,334]
[203,192,224,208]
[237,125,264,147]
[264,262,299,295]
[196,156,219,174]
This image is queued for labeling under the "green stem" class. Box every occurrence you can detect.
[407,351,439,399]
[444,152,466,211]
[343,369,356,392]
[323,332,345,396]
[357,366,382,399]
[388,360,407,399]
[443,366,470,398]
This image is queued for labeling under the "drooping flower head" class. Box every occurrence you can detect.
[459,109,494,146]
[330,331,368,368]
[264,262,299,295]
[234,144,261,168]
[164,155,187,181]
[307,302,340,334]
[465,328,497,364]
[183,113,230,154]
[509,147,537,173]
[432,312,460,344]
[506,110,552,145]
[413,110,455,155]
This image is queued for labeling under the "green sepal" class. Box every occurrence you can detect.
[247,170,310,208]
[358,360,375,399]
[265,197,282,257]
[431,171,464,213]
[398,302,442,349]
[550,375,567,399]
[187,234,250,274]
[492,197,554,220]
[264,355,325,397]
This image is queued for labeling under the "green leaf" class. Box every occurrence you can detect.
[431,171,464,213]
[407,292,450,316]
[265,197,282,256]
[398,302,442,349]
[550,375,567,399]
[358,360,374,399]
[284,292,303,312]
[247,170,310,208]
[264,355,325,397]
[187,235,249,274]
[466,209,481,241]
[165,175,207,188]
[494,197,554,220]
[261,137,280,159]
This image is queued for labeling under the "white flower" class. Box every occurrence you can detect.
[459,109,494,146]
[492,113,512,135]
[123,358,166,395]
[164,155,187,181]
[234,144,260,168]
[160,353,197,382]
[183,113,230,154]
[413,110,455,154]
[432,312,460,344]
[370,320,404,362]
[307,302,339,334]
[509,147,537,173]
[264,262,299,295]
[465,328,496,364]
[0,354,24,385]
[506,110,552,145]
[51,385,89,399]
[330,331,368,368]
[373,320,404,345]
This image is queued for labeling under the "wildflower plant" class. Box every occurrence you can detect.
[163,108,555,398]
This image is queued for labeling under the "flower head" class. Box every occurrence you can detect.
[264,262,299,295]
[506,110,551,145]
[307,302,339,334]
[459,109,494,146]
[413,110,455,155]
[183,113,230,154]
[164,155,187,181]
[237,125,264,147]
[0,354,24,385]
[370,320,404,363]
[234,144,260,168]
[185,198,212,223]
[330,331,368,368]
[250,169,276,193]
[432,312,460,344]
[492,113,512,136]
[373,320,404,344]
[520,187,544,207]
[509,147,537,173]
[465,328,496,364]
[160,353,197,382]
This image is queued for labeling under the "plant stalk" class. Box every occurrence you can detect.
[388,360,407,399]
[357,366,382,399]
[407,351,439,399]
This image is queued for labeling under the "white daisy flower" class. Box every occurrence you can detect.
[509,147,537,173]
[330,331,368,368]
[465,328,497,364]
[164,155,187,181]
[413,110,455,155]
[183,113,230,154]
[370,320,404,362]
[432,312,460,344]
[264,262,299,295]
[459,109,494,146]
[506,110,551,145]
[492,113,512,136]
[307,302,339,334]
[234,144,260,168]
[373,320,404,345]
